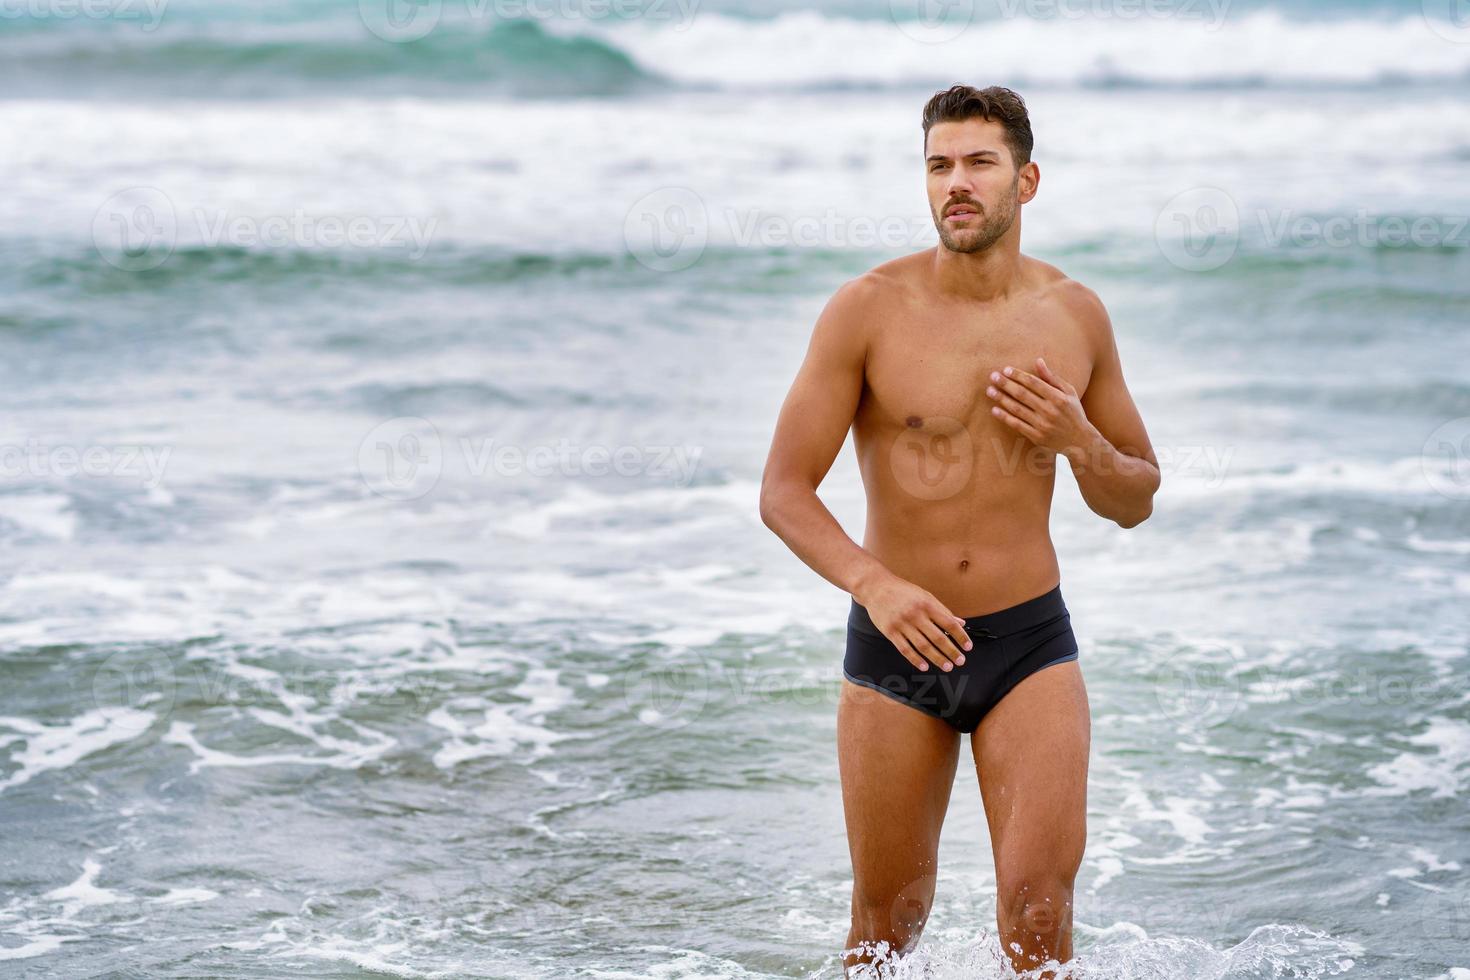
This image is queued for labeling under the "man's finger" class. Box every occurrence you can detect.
[931,603,973,655]
[936,607,973,653]
[1002,366,1059,400]
[1034,356,1075,394]
[991,373,1049,413]
[905,627,954,671]
[895,630,930,672]
[917,619,965,666]
[988,386,1042,424]
[992,405,1045,444]
[899,628,946,675]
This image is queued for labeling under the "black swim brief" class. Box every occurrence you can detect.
[842,584,1078,734]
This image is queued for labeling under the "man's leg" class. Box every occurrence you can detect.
[837,678,962,975]
[971,660,1090,977]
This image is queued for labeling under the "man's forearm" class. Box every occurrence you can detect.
[759,485,894,604]
[1065,429,1160,528]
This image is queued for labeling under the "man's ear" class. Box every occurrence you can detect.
[1018,161,1040,204]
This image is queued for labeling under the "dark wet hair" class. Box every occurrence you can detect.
[921,85,1034,168]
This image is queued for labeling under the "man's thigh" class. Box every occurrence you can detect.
[971,660,1090,877]
[837,679,963,920]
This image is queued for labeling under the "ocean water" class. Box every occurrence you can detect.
[1,0,1469,976]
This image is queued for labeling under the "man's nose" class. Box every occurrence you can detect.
[944,165,974,196]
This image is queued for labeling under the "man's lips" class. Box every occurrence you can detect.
[945,205,979,221]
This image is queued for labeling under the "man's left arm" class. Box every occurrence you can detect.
[985,286,1160,528]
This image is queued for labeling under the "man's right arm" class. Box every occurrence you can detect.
[757,279,890,604]
[758,279,972,670]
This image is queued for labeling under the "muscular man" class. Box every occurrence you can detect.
[758,85,1160,976]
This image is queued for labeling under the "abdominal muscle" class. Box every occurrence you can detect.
[854,430,1063,618]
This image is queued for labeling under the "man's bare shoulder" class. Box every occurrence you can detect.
[1025,257,1111,335]
[823,250,932,318]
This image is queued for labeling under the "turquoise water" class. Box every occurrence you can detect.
[1,1,1469,976]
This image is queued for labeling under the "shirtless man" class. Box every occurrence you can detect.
[758,85,1160,976]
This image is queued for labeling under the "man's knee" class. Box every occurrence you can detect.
[995,872,1076,936]
[847,872,938,956]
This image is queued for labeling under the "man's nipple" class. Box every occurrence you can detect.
[905,415,923,428]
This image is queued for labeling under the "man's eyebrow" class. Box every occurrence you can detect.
[926,149,1001,163]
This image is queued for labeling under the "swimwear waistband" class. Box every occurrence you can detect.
[848,583,1068,640]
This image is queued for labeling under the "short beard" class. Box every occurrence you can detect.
[935,177,1019,254]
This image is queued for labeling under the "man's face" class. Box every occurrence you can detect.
[924,117,1029,254]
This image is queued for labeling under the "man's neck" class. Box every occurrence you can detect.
[930,238,1024,304]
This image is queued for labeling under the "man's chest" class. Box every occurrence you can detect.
[860,302,1094,433]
